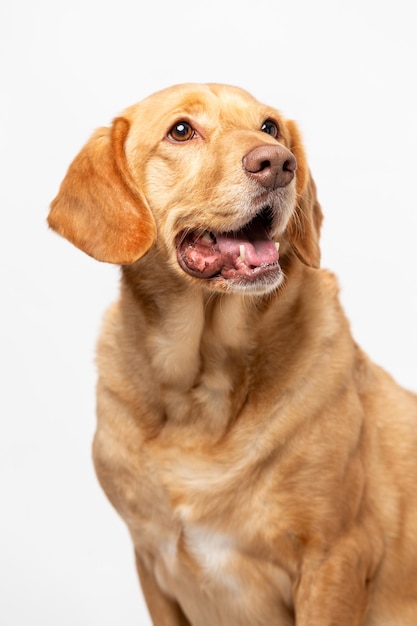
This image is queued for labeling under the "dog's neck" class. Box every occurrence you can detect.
[119,259,346,441]
[120,263,270,438]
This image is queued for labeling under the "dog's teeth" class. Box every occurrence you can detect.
[201,231,213,243]
[239,245,246,261]
[275,242,280,252]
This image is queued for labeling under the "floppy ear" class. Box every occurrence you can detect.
[48,117,156,264]
[285,119,323,269]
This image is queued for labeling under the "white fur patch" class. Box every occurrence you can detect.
[184,523,240,592]
[186,524,235,571]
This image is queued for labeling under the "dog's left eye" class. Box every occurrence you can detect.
[168,121,195,142]
[261,120,279,138]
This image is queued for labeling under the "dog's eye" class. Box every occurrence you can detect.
[261,120,279,138]
[168,121,195,142]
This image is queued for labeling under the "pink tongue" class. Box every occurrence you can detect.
[216,233,278,266]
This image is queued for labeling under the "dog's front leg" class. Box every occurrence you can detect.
[135,552,191,626]
[295,575,369,625]
[294,534,377,626]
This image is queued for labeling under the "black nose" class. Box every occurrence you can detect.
[242,144,297,189]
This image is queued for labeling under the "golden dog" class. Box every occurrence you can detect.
[48,83,417,625]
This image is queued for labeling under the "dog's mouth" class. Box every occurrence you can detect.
[176,207,281,284]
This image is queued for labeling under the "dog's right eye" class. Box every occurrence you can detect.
[168,121,195,142]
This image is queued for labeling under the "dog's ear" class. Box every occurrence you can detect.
[285,119,323,269]
[48,117,156,264]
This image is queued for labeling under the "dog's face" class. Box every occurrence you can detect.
[48,83,322,295]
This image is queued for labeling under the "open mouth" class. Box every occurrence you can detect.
[176,207,281,284]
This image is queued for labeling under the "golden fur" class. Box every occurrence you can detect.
[49,83,417,625]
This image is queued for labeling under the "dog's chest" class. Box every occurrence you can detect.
[132,447,295,626]
[155,524,292,625]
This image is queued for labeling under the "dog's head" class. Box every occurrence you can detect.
[48,83,322,294]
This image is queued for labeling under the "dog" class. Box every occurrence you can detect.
[48,83,417,625]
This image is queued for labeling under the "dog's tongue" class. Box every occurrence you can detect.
[216,231,278,266]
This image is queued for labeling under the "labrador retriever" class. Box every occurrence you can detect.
[48,83,417,625]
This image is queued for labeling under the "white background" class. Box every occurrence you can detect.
[1,1,416,624]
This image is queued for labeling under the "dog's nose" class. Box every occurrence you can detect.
[242,145,297,189]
